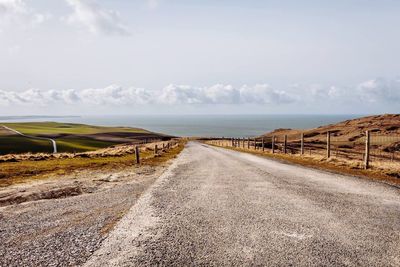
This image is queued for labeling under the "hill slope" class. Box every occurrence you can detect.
[0,122,171,155]
[262,114,400,142]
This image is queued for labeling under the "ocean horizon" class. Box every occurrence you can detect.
[0,114,363,138]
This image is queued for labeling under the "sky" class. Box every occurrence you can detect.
[0,0,399,115]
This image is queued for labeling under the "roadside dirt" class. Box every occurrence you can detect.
[0,140,177,163]
[0,159,173,266]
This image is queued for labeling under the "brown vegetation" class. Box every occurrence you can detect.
[263,114,400,142]
[205,114,400,187]
[0,139,185,187]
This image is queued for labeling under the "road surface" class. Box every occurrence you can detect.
[85,142,400,266]
[2,125,57,153]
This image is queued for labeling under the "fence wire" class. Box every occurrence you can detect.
[370,135,400,163]
[212,131,400,169]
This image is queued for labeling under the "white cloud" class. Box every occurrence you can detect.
[79,85,151,105]
[308,84,338,100]
[0,84,298,107]
[65,0,129,35]
[1,79,399,108]
[240,84,296,104]
[158,85,203,105]
[357,78,400,103]
[0,0,48,30]
[157,84,296,105]
[203,84,240,104]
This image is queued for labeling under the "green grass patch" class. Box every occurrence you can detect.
[0,136,53,155]
[56,138,118,153]
[0,122,162,154]
[2,122,149,135]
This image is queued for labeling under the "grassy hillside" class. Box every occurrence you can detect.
[0,122,168,155]
[0,136,53,154]
[262,114,400,142]
[2,122,149,136]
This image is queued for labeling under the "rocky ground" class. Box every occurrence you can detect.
[0,163,169,266]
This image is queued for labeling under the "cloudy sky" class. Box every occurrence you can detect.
[0,0,399,115]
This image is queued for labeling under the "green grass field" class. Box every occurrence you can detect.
[2,122,149,135]
[0,136,54,154]
[0,122,162,155]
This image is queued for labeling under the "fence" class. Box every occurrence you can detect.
[134,139,180,164]
[207,131,400,170]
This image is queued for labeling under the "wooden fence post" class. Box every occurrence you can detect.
[327,131,331,158]
[135,146,140,164]
[262,137,265,152]
[365,130,370,169]
[247,138,250,149]
[272,136,275,153]
[284,135,287,154]
[254,138,257,150]
[301,133,304,155]
[154,145,158,155]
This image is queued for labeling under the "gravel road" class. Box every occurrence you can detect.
[84,142,400,266]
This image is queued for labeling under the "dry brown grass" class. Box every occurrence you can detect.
[263,114,400,141]
[0,140,186,187]
[206,141,400,187]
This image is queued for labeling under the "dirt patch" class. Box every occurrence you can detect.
[0,167,165,266]
[0,185,84,206]
[0,140,185,201]
[0,141,186,266]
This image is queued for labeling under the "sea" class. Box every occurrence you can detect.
[0,114,362,138]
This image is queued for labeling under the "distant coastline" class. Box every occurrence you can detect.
[0,115,80,121]
[0,114,362,137]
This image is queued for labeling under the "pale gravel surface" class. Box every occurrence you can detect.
[0,166,167,267]
[85,142,400,267]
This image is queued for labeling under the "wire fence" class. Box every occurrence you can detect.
[207,131,400,170]
[370,135,400,165]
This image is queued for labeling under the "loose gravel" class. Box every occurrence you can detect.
[85,142,400,266]
[0,165,166,267]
